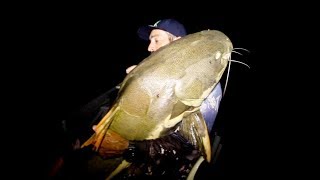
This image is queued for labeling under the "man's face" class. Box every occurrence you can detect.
[148,29,172,52]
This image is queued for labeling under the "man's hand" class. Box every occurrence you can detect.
[123,132,200,163]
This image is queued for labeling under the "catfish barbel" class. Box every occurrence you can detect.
[81,29,233,179]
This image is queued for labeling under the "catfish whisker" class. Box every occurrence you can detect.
[233,47,250,53]
[222,51,250,96]
[232,51,243,56]
[229,59,250,69]
[232,48,250,56]
[223,59,232,96]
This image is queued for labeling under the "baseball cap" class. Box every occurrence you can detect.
[137,19,187,40]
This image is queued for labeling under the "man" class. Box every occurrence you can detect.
[116,18,224,178]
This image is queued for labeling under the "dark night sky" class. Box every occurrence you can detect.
[9,5,272,179]
[6,2,314,179]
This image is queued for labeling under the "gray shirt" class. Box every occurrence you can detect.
[200,82,222,132]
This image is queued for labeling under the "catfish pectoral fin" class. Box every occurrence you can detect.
[97,130,129,159]
[81,105,120,150]
[180,110,211,162]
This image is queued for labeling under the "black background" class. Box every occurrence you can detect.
[5,3,283,179]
